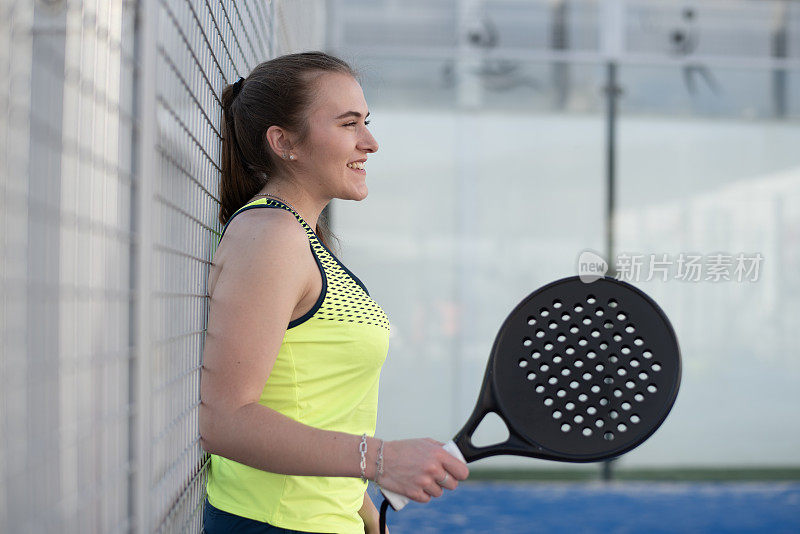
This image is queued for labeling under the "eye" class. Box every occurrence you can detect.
[344,120,370,127]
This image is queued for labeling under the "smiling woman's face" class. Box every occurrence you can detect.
[294,72,379,201]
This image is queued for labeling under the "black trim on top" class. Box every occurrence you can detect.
[287,247,326,330]
[218,200,328,330]
[314,234,370,297]
[251,198,372,297]
[219,203,272,241]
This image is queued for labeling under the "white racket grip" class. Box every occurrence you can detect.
[442,440,466,463]
[380,440,466,511]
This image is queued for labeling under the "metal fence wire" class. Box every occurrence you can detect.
[0,0,302,531]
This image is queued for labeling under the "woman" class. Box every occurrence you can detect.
[199,52,469,534]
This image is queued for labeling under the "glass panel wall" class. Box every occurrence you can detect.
[329,0,800,469]
[615,64,800,466]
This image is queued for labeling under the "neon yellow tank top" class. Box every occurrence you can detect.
[206,198,390,533]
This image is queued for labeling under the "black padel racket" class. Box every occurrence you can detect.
[380,276,681,522]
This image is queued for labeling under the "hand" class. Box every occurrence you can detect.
[376,438,469,504]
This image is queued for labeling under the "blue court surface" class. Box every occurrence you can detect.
[370,482,800,533]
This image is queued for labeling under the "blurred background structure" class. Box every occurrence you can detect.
[328,0,800,472]
[1,0,798,532]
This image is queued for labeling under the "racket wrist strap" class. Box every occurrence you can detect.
[379,497,390,534]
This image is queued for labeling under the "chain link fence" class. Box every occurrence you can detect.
[1,0,322,531]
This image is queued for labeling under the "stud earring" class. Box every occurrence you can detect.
[282,152,287,159]
[288,154,295,160]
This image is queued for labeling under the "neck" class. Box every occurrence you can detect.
[254,182,328,230]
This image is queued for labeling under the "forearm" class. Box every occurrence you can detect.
[359,492,386,534]
[200,401,380,478]
[359,491,376,522]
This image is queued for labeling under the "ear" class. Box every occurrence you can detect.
[265,125,295,159]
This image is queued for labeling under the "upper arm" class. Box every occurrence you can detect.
[200,210,311,439]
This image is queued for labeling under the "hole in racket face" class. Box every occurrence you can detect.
[499,278,678,459]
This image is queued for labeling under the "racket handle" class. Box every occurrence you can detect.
[379,440,466,511]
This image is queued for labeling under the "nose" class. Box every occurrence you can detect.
[359,127,378,154]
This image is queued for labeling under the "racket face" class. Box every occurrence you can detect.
[488,276,680,461]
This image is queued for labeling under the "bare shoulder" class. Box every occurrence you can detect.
[209,207,310,297]
[222,207,307,253]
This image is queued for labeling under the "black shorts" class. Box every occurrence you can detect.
[202,498,327,534]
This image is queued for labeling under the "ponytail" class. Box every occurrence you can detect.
[219,79,265,226]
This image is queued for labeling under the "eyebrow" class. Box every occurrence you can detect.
[334,111,370,120]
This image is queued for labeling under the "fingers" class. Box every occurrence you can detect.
[425,438,469,481]
[421,466,460,501]
[436,470,458,491]
[410,490,431,504]
[382,438,467,505]
[439,448,470,481]
[424,478,444,499]
[424,440,469,494]
[413,469,453,502]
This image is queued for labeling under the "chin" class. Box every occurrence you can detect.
[346,184,368,201]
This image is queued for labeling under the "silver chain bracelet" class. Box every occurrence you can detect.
[375,439,385,485]
[359,433,368,482]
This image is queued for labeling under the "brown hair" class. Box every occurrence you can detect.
[219,51,359,249]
